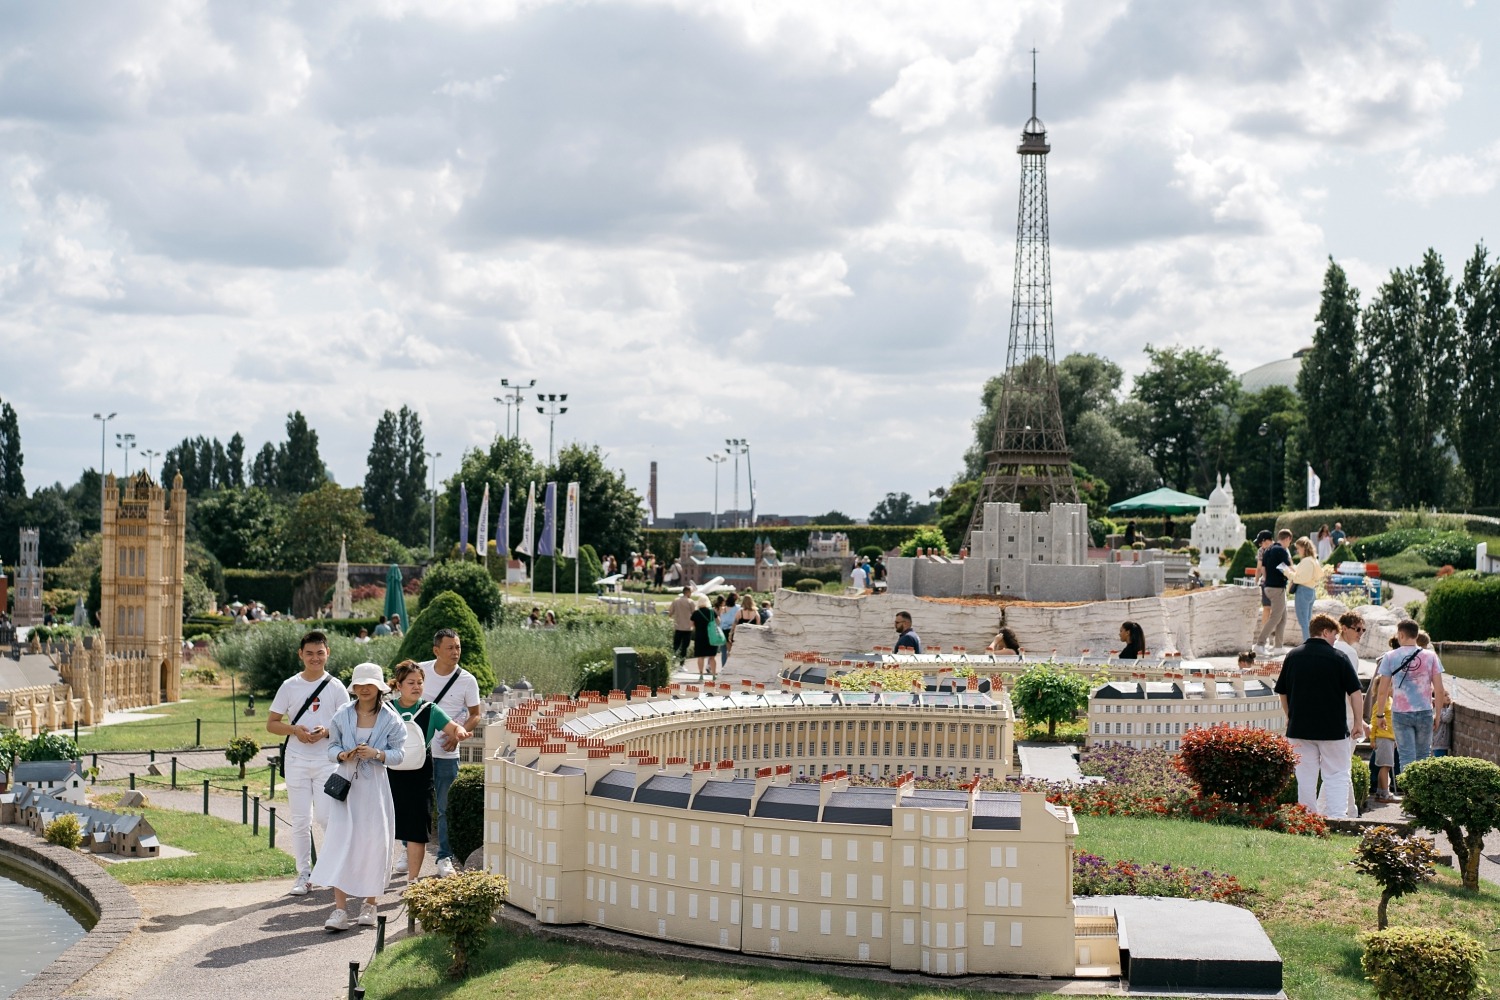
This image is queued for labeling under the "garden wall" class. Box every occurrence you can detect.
[1447,676,1500,765]
[727,587,1260,683]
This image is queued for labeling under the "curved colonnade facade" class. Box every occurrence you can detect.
[483,684,1115,978]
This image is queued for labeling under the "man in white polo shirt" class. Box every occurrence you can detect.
[266,630,350,896]
[416,627,481,877]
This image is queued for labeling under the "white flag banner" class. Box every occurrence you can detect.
[477,485,489,563]
[1307,464,1322,508]
[562,481,580,558]
[516,482,536,556]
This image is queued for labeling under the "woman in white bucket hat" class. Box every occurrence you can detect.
[312,661,407,932]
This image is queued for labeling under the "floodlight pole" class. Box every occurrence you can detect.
[536,394,569,467]
[93,411,116,517]
[707,454,727,528]
[116,432,136,478]
[499,378,536,442]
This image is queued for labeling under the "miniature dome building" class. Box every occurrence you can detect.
[1190,475,1246,583]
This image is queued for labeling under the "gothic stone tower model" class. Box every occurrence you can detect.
[15,527,43,626]
[967,56,1078,550]
[100,471,186,703]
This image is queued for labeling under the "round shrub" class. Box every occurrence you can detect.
[225,736,260,779]
[1399,756,1500,891]
[793,578,824,592]
[403,869,509,978]
[420,561,505,628]
[1352,826,1439,930]
[390,591,496,694]
[898,526,949,557]
[444,763,486,867]
[45,813,82,850]
[1362,926,1485,1000]
[1177,724,1295,804]
[1422,575,1500,642]
[1010,663,1090,739]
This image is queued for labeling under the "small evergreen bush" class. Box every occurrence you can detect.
[45,813,82,850]
[403,869,509,978]
[793,578,824,592]
[1362,926,1485,1000]
[391,592,496,693]
[1224,540,1258,580]
[420,561,505,627]
[1422,575,1500,642]
[1398,756,1500,891]
[444,763,486,866]
[1177,724,1295,804]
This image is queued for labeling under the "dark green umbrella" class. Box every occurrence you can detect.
[382,563,406,623]
[1107,487,1209,515]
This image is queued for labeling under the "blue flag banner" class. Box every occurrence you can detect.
[458,483,470,558]
[538,482,557,557]
[498,484,510,557]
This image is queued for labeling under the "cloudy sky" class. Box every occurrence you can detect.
[1,0,1495,523]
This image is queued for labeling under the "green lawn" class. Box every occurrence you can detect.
[76,686,262,753]
[91,792,296,884]
[362,815,1500,1000]
[94,764,288,801]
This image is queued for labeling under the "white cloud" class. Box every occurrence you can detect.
[1395,140,1500,201]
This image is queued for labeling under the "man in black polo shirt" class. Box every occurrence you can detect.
[1254,529,1294,653]
[1274,613,1365,819]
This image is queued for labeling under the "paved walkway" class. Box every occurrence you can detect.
[1016,741,1087,782]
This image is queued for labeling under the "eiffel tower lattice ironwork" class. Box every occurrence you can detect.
[966,54,1078,550]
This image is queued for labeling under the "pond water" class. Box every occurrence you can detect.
[1437,647,1500,690]
[0,861,92,998]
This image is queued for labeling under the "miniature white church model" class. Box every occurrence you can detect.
[332,536,354,619]
[1191,474,1246,583]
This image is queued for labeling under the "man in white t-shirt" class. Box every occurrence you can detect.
[267,630,350,896]
[418,627,481,877]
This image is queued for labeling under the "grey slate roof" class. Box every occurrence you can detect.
[690,777,754,815]
[823,786,898,826]
[753,784,819,822]
[972,792,1024,830]
[635,773,692,809]
[13,759,81,784]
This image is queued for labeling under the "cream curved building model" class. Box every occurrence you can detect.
[483,683,1122,978]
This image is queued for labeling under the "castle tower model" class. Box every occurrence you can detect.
[100,471,186,703]
[1190,475,1246,583]
[15,527,43,626]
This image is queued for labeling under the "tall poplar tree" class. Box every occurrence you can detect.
[0,398,23,501]
[225,433,246,488]
[363,410,402,540]
[394,406,428,547]
[1454,243,1500,506]
[275,411,328,494]
[1297,258,1377,507]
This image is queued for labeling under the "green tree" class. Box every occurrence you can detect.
[441,435,545,557]
[1131,345,1238,494]
[1364,251,1461,507]
[1009,662,1090,738]
[63,469,102,537]
[1298,258,1377,508]
[225,432,246,488]
[0,397,22,501]
[364,410,402,540]
[1056,352,1125,434]
[898,526,949,556]
[532,543,603,594]
[194,487,287,569]
[547,443,644,562]
[162,436,234,495]
[1399,756,1500,891]
[18,485,82,565]
[390,590,496,693]
[812,510,855,525]
[1352,826,1439,930]
[275,411,329,494]
[869,492,936,525]
[277,484,392,572]
[1453,243,1500,506]
[250,442,278,489]
[1069,411,1158,500]
[419,560,505,627]
[1228,387,1303,513]
[364,407,429,547]
[225,735,261,779]
[934,480,978,552]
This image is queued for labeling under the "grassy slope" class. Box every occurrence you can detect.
[361,815,1500,1000]
[76,688,260,753]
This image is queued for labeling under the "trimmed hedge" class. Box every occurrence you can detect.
[1421,575,1500,641]
[1271,508,1500,540]
[1224,540,1258,581]
[389,590,496,693]
[419,561,504,627]
[1362,926,1486,999]
[223,569,299,612]
[640,525,922,564]
[311,616,386,637]
[445,763,486,867]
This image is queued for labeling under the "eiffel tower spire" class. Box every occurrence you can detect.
[966,53,1077,549]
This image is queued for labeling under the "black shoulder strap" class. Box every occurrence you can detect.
[1391,649,1423,688]
[290,677,331,726]
[433,668,464,706]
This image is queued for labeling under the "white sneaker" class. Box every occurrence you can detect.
[435,856,456,878]
[288,873,312,896]
[358,902,378,926]
[393,853,408,876]
[324,908,351,932]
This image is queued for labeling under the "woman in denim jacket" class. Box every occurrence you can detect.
[311,661,407,932]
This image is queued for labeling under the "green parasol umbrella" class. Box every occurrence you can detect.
[382,563,406,623]
[1107,487,1210,515]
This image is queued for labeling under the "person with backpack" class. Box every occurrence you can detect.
[1374,619,1448,767]
[416,628,482,877]
[266,629,350,897]
[387,660,470,882]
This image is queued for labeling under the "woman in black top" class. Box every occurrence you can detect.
[690,595,717,679]
[1118,621,1146,660]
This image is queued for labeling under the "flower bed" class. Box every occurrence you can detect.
[1073,852,1252,907]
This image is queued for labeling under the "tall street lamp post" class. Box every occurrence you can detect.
[116,432,136,478]
[93,412,116,516]
[706,453,727,528]
[536,394,568,466]
[499,378,536,442]
[141,448,159,481]
[725,439,748,528]
[426,450,443,557]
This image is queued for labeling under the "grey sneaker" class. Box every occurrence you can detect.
[324,908,351,932]
[288,873,312,896]
[358,902,378,926]
[434,856,456,878]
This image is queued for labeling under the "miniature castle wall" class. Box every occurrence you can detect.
[483,689,1084,978]
[99,471,186,704]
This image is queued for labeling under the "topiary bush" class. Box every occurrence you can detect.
[793,578,824,592]
[531,544,604,595]
[225,736,260,779]
[1177,724,1296,804]
[1362,925,1486,1000]
[420,561,505,627]
[1422,575,1500,642]
[1352,826,1439,930]
[445,763,486,867]
[1224,540,1258,581]
[403,869,509,978]
[45,813,82,850]
[1398,756,1500,891]
[391,591,496,693]
[1010,663,1090,739]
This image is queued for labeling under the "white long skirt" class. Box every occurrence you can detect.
[311,759,395,899]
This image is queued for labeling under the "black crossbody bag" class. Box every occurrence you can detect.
[278,677,331,766]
